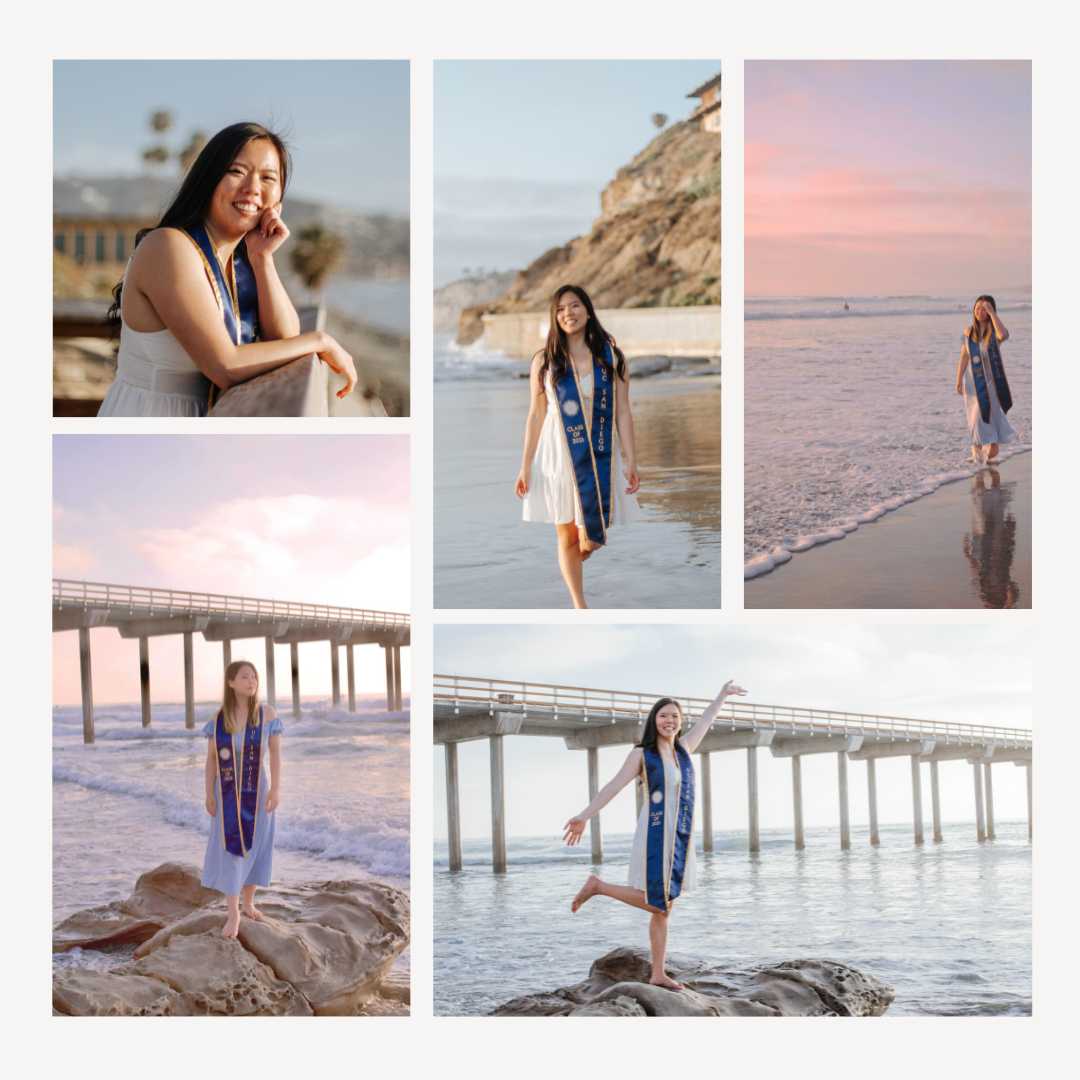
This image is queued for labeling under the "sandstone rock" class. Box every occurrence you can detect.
[54,864,409,1017]
[458,121,721,344]
[489,947,894,1017]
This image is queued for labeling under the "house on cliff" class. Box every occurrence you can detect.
[687,72,721,133]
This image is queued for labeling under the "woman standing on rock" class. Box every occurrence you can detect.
[564,680,747,987]
[99,121,357,416]
[515,285,642,608]
[203,660,283,938]
[955,295,1013,464]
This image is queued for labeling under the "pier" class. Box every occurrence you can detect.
[434,676,1032,872]
[54,579,410,743]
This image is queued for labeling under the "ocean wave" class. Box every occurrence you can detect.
[744,446,1032,578]
[746,303,1031,322]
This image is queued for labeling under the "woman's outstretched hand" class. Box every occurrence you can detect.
[626,465,640,495]
[956,380,965,395]
[205,794,216,816]
[722,680,748,698]
[316,337,358,398]
[515,467,530,499]
[563,817,587,846]
[245,201,290,259]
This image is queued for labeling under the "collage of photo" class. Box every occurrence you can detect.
[48,57,1032,1028]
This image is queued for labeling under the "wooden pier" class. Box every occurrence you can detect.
[434,676,1033,872]
[54,579,409,743]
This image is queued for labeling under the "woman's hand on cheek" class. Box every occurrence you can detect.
[246,202,289,258]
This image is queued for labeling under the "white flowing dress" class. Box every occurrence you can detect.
[97,319,214,417]
[628,759,697,895]
[522,368,642,527]
[963,333,1014,449]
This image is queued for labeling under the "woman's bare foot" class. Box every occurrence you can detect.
[222,911,241,938]
[242,903,263,921]
[571,875,601,913]
[650,973,684,990]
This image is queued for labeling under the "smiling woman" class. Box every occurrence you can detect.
[98,122,358,416]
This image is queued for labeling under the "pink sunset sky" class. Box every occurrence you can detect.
[745,60,1031,296]
[53,435,410,706]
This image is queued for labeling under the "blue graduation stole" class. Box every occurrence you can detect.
[183,223,259,408]
[968,327,1012,424]
[642,743,695,911]
[553,342,616,546]
[215,706,264,857]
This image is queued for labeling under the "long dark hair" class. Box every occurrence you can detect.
[635,697,684,754]
[219,660,260,735]
[538,284,627,387]
[967,294,997,345]
[107,121,292,326]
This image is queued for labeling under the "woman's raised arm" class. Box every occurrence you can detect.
[986,306,1010,343]
[680,680,748,755]
[244,202,301,341]
[133,230,356,395]
[563,746,643,845]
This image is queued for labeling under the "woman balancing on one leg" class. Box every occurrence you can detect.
[564,681,747,988]
[955,295,1013,465]
[202,661,283,939]
[515,285,641,609]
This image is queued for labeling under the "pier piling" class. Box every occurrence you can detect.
[930,760,943,842]
[791,755,805,851]
[78,627,94,744]
[394,646,403,712]
[700,752,713,852]
[264,637,276,711]
[838,752,851,851]
[330,641,340,706]
[984,763,995,840]
[973,760,986,842]
[183,632,195,729]
[911,756,924,844]
[587,747,602,862]
[866,758,879,845]
[290,643,301,718]
[138,636,151,728]
[1023,761,1032,839]
[222,639,231,671]
[490,735,507,873]
[384,647,395,713]
[747,746,760,853]
[445,742,462,872]
[346,645,356,712]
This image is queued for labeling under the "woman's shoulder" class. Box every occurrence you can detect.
[531,349,545,367]
[132,227,204,272]
[202,715,219,738]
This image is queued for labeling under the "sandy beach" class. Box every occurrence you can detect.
[434,363,721,609]
[745,452,1031,608]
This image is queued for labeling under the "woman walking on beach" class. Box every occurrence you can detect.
[203,661,283,939]
[99,121,357,416]
[955,295,1013,464]
[564,680,747,988]
[515,285,641,609]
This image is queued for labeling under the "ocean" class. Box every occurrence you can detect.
[434,334,722,608]
[744,296,1032,577]
[322,278,410,337]
[53,697,410,985]
[433,821,1031,1016]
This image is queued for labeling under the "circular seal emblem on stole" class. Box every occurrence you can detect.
[219,747,231,761]
[562,399,580,417]
[652,790,663,804]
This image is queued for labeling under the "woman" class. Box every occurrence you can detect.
[202,660,283,939]
[99,121,357,416]
[564,680,747,989]
[515,285,641,609]
[955,295,1013,464]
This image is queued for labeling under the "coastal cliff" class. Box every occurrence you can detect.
[458,121,721,344]
[489,947,894,1017]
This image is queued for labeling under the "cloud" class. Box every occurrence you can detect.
[53,543,100,576]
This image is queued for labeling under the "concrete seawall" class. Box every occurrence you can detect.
[481,306,721,359]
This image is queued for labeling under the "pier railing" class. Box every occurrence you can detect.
[433,675,1032,749]
[54,579,409,630]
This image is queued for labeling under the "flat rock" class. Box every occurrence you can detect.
[489,947,894,1017]
[54,863,409,1017]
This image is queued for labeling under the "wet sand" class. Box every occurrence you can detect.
[745,453,1031,609]
[434,372,721,608]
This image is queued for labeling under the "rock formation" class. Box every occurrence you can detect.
[434,270,520,334]
[53,862,409,1016]
[489,947,894,1017]
[458,121,721,344]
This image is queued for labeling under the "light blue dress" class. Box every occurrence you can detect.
[201,712,284,895]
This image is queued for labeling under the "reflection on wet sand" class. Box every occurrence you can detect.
[964,468,1021,608]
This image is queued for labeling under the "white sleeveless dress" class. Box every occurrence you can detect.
[97,319,214,417]
[628,759,697,895]
[522,368,642,527]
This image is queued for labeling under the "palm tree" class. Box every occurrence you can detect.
[651,113,668,132]
[179,131,209,174]
[289,223,345,305]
